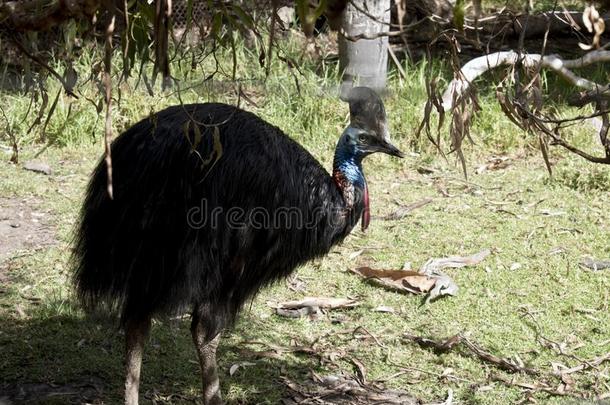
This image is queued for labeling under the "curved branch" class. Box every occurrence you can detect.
[441,50,610,111]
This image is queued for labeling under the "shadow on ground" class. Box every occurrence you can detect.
[0,308,330,404]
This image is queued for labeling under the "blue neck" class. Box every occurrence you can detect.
[333,141,366,188]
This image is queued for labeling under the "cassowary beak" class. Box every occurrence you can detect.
[378,139,404,158]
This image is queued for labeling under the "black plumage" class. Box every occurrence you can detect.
[76,102,359,335]
[73,88,402,405]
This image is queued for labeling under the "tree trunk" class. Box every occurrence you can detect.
[339,0,390,95]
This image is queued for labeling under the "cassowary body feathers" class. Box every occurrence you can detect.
[73,88,403,405]
[74,103,362,339]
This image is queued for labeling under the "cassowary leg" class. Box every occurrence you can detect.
[191,317,222,405]
[124,317,151,405]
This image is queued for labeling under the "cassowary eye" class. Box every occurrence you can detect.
[358,134,367,143]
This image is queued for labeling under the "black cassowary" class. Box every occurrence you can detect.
[73,87,403,405]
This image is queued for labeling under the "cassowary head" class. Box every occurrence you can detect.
[339,87,404,159]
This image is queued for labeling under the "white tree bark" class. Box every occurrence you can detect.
[441,50,610,111]
[338,0,391,95]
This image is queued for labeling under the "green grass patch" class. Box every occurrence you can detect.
[1,33,610,404]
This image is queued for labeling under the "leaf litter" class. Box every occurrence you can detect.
[281,372,419,405]
[351,249,491,303]
[579,257,610,271]
[268,297,359,319]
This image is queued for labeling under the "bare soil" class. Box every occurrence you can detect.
[0,197,56,276]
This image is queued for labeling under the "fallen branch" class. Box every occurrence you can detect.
[383,198,434,220]
[268,297,359,319]
[282,373,419,405]
[403,333,540,375]
[441,50,610,111]
[491,374,577,398]
[557,351,610,375]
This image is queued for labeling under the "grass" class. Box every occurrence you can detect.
[1,34,610,404]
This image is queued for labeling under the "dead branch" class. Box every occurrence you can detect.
[103,7,115,199]
[9,36,77,97]
[491,374,582,398]
[441,50,610,111]
[569,85,610,107]
[428,33,480,177]
[461,10,603,39]
[266,0,278,77]
[153,0,172,89]
[403,333,540,375]
[518,104,610,164]
[383,198,433,220]
[558,351,610,375]
[403,9,610,42]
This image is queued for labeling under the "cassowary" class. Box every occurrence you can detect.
[73,87,403,405]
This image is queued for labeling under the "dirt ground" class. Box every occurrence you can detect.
[0,196,56,277]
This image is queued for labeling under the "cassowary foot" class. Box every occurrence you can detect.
[191,319,223,405]
[124,317,151,405]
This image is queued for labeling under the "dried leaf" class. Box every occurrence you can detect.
[275,306,319,319]
[420,249,491,274]
[282,374,418,404]
[23,161,52,175]
[405,333,540,375]
[383,198,434,221]
[425,271,458,304]
[285,275,307,293]
[373,305,395,313]
[229,361,257,376]
[351,267,437,294]
[350,357,367,384]
[64,63,78,94]
[349,249,364,260]
[269,297,358,319]
[352,250,490,303]
[475,156,511,174]
[270,297,359,310]
[579,257,610,271]
[583,5,593,33]
[539,209,566,216]
[402,274,437,292]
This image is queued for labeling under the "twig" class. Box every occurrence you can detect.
[520,106,610,164]
[265,0,278,78]
[560,352,610,375]
[9,36,77,97]
[352,325,386,348]
[383,198,434,220]
[103,7,115,199]
[387,46,407,80]
[491,373,589,399]
[403,333,540,375]
[347,0,395,27]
